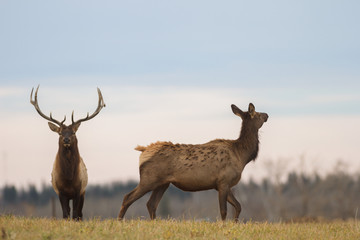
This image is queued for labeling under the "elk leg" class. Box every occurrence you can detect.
[118,184,152,220]
[227,190,241,222]
[72,195,79,220]
[146,183,170,220]
[218,186,230,221]
[78,193,85,220]
[59,194,70,219]
[73,194,84,221]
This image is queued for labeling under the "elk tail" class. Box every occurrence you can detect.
[135,145,147,152]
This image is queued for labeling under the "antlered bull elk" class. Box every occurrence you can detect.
[30,86,105,220]
[118,103,268,221]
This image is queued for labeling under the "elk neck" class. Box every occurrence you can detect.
[57,139,80,181]
[234,121,260,164]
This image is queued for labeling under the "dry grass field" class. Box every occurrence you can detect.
[1,215,360,240]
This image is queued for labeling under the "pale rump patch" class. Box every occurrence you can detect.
[137,141,173,166]
[134,145,147,152]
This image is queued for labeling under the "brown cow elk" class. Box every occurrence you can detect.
[30,86,105,220]
[118,103,268,221]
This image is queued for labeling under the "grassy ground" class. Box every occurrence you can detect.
[0,215,359,240]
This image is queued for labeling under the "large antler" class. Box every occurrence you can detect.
[71,88,106,125]
[30,85,66,126]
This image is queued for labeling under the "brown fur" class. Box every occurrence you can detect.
[118,103,268,221]
[50,124,88,220]
[30,86,104,220]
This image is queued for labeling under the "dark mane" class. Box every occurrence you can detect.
[119,103,268,221]
[58,143,80,181]
[30,86,105,220]
[236,116,260,164]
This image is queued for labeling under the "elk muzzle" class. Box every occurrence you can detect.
[63,138,71,147]
[263,113,269,122]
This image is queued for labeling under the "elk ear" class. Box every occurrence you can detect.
[248,103,256,118]
[48,122,60,133]
[231,104,245,119]
[72,122,81,133]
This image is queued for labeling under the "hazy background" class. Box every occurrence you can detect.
[1,0,360,189]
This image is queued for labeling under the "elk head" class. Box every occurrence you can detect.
[30,86,105,148]
[231,103,268,129]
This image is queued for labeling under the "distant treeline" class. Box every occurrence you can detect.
[0,180,191,207]
[1,169,360,221]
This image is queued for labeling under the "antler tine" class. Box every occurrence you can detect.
[50,112,66,125]
[30,85,39,106]
[71,110,87,124]
[72,88,105,125]
[97,87,106,108]
[30,85,64,126]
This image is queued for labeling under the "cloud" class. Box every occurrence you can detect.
[2,82,360,117]
[308,94,360,104]
[2,107,360,188]
[0,87,25,98]
[1,84,360,188]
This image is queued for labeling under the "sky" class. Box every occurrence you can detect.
[0,1,360,188]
